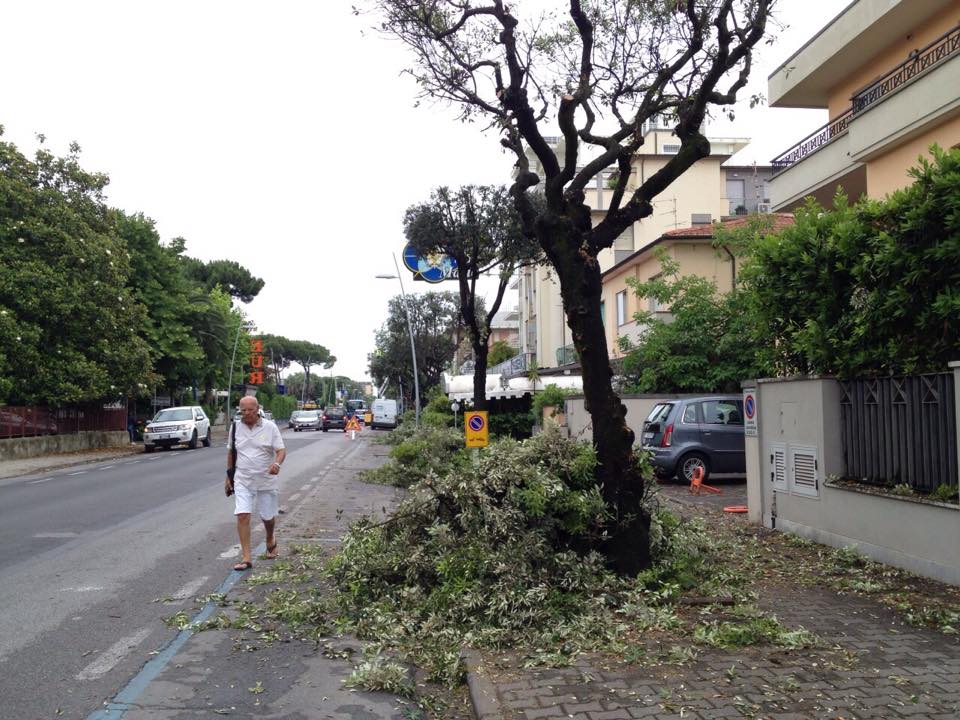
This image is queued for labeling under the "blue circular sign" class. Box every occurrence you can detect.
[745,394,756,419]
[468,415,485,432]
[402,244,458,283]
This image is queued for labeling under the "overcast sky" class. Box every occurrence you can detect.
[1,1,843,381]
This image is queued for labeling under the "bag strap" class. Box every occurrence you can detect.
[230,421,238,468]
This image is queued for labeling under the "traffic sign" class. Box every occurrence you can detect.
[743,390,757,437]
[464,410,489,448]
[277,384,286,396]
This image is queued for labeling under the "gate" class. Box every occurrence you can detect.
[839,374,958,492]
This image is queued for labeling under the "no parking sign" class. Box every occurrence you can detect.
[743,390,758,437]
[464,411,489,448]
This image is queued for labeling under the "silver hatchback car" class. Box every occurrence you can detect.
[641,395,745,483]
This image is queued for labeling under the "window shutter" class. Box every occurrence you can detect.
[789,445,819,498]
[769,443,787,492]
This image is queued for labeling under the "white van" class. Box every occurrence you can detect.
[371,399,398,429]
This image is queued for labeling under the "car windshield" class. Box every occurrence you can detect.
[645,403,673,425]
[291,411,302,419]
[326,409,344,417]
[300,412,319,420]
[153,408,192,422]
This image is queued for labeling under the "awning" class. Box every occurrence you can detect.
[443,372,583,402]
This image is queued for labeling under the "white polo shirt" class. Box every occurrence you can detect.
[228,418,285,490]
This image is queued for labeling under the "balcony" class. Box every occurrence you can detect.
[771,22,960,185]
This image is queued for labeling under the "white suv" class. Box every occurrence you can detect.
[143,406,211,452]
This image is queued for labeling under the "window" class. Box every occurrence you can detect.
[681,404,697,424]
[648,274,665,313]
[645,403,673,424]
[599,300,606,328]
[698,400,742,425]
[662,143,680,154]
[616,290,628,325]
[614,226,635,264]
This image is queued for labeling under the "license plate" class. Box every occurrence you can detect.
[643,433,653,442]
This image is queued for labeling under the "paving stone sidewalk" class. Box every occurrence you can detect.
[469,483,960,720]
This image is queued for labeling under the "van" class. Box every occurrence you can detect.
[371,399,398,429]
[641,395,745,483]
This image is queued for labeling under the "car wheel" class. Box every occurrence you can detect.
[188,430,198,449]
[202,429,211,447]
[144,445,155,453]
[679,452,710,484]
[322,427,328,432]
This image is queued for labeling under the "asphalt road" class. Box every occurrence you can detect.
[0,426,358,720]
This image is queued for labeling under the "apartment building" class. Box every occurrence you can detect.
[769,0,960,210]
[517,122,765,370]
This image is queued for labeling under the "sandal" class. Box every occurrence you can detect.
[233,560,253,572]
[265,541,278,559]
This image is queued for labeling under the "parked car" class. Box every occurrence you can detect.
[371,399,398,429]
[322,408,346,431]
[292,410,321,432]
[144,406,211,452]
[641,395,745,483]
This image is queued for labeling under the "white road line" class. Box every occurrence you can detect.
[300,483,312,492]
[168,576,209,602]
[68,471,87,476]
[287,492,302,504]
[147,456,160,461]
[219,545,241,559]
[60,585,104,592]
[130,460,141,464]
[76,627,152,680]
[100,465,115,470]
[34,532,80,538]
[28,477,54,484]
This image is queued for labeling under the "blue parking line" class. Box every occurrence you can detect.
[86,541,266,720]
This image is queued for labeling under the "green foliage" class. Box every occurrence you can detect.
[531,384,571,418]
[345,655,414,697]
[487,340,518,366]
[489,409,535,439]
[694,614,817,649]
[740,146,960,376]
[421,388,454,428]
[363,424,464,488]
[0,137,153,404]
[260,393,297,421]
[619,248,774,393]
[929,484,959,504]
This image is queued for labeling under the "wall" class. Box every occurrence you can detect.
[866,113,960,197]
[0,431,130,461]
[747,376,960,585]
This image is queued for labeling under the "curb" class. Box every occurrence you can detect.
[461,648,502,720]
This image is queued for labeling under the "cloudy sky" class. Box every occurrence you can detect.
[1,1,843,381]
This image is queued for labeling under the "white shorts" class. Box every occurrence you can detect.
[234,483,279,520]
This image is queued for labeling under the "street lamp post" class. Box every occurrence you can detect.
[226,320,255,425]
[375,254,420,428]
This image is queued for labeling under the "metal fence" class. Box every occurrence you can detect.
[0,405,127,440]
[839,374,958,492]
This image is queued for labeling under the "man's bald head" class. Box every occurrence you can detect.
[239,396,261,426]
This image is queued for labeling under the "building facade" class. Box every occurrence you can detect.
[768,0,960,210]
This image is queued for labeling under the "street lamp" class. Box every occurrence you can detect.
[375,253,421,428]
[226,320,256,425]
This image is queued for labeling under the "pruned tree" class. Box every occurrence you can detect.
[404,185,541,411]
[374,0,776,572]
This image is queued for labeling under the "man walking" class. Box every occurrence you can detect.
[226,396,286,571]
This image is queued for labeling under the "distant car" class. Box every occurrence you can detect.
[144,406,211,452]
[292,411,321,432]
[641,395,746,483]
[371,399,398,429]
[288,410,303,429]
[322,408,346,432]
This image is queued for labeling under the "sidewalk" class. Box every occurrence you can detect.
[466,483,960,720]
[0,425,230,480]
[94,436,418,720]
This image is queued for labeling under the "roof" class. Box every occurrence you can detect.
[602,213,795,279]
[443,372,583,402]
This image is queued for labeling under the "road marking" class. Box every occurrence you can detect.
[130,460,141,464]
[68,471,87,476]
[60,586,104,593]
[147,457,160,461]
[300,483,312,492]
[76,627,152,680]
[35,532,80,538]
[287,492,301,504]
[28,477,54,484]
[219,545,240,559]
[168,576,209,603]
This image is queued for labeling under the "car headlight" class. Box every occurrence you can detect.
[145,426,154,433]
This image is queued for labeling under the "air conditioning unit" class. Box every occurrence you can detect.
[757,202,772,213]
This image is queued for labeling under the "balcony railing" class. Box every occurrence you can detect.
[489,352,535,378]
[771,22,960,175]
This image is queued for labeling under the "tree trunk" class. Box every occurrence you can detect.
[472,341,489,412]
[539,214,650,574]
